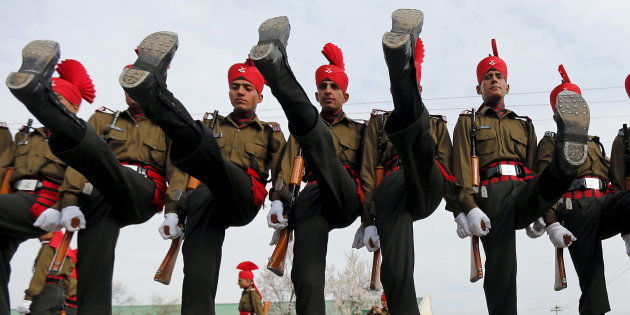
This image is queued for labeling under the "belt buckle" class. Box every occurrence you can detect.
[15,179,40,191]
[583,178,600,190]
[499,164,517,176]
[123,164,147,177]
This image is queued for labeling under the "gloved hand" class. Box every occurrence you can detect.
[269,229,293,246]
[267,200,288,229]
[466,207,491,236]
[33,208,62,232]
[526,217,546,239]
[546,222,576,248]
[158,213,183,240]
[622,234,630,257]
[61,206,87,232]
[455,212,471,238]
[16,299,31,314]
[352,224,366,249]
[364,225,380,252]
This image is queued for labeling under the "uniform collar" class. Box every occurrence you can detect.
[320,110,352,126]
[225,112,263,129]
[477,104,517,118]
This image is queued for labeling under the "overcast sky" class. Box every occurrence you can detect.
[1,0,629,313]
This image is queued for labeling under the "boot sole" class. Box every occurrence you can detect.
[6,40,59,90]
[119,31,177,88]
[555,91,590,166]
[250,16,290,60]
[383,9,424,49]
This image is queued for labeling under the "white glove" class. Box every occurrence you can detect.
[16,299,31,314]
[158,213,183,240]
[267,200,288,229]
[546,222,576,248]
[352,224,366,249]
[269,229,293,245]
[364,225,380,252]
[60,206,86,231]
[526,217,546,239]
[33,208,62,232]
[622,234,630,257]
[466,207,491,236]
[455,212,471,238]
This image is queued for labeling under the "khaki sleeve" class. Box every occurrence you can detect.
[609,135,626,191]
[251,290,265,315]
[0,127,12,155]
[359,116,379,225]
[452,115,477,212]
[525,120,538,170]
[433,120,460,215]
[535,136,555,173]
[63,258,77,297]
[268,129,287,201]
[271,135,299,202]
[164,139,190,214]
[24,246,54,299]
[0,132,18,181]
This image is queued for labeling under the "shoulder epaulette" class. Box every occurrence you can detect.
[95,106,116,114]
[514,115,532,122]
[0,122,7,129]
[264,122,282,132]
[459,109,472,116]
[618,128,625,137]
[370,109,390,117]
[544,131,556,138]
[430,115,447,123]
[353,119,368,125]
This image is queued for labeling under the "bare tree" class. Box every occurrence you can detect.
[148,294,181,315]
[111,281,138,315]
[257,244,296,315]
[325,251,381,314]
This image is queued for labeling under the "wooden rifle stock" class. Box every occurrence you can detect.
[0,167,14,194]
[554,234,571,291]
[471,156,480,187]
[154,176,201,285]
[263,301,271,315]
[49,217,80,275]
[267,154,304,276]
[369,165,385,291]
[469,108,484,283]
[470,221,485,283]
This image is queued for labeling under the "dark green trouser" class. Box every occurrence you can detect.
[562,190,630,315]
[173,126,259,315]
[376,111,443,315]
[30,282,65,314]
[0,192,44,313]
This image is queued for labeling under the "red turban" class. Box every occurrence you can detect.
[625,74,630,98]
[228,59,265,94]
[315,43,348,93]
[476,39,508,84]
[414,38,425,85]
[51,59,95,106]
[550,64,582,110]
[237,261,258,280]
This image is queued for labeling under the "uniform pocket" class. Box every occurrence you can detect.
[475,129,497,155]
[143,137,167,166]
[509,129,528,159]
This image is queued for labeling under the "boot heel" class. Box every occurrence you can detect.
[382,32,411,50]
[6,72,35,89]
[120,68,151,89]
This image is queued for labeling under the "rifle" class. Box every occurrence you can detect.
[49,218,80,276]
[554,233,571,291]
[370,111,385,291]
[0,168,14,194]
[154,110,219,285]
[470,108,484,283]
[267,150,304,277]
[623,124,630,190]
[263,301,271,315]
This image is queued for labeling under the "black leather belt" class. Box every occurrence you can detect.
[481,164,524,179]
[567,177,606,191]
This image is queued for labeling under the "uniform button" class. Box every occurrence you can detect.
[234,145,238,149]
[237,129,240,132]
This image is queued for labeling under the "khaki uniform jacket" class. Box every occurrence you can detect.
[0,125,11,157]
[452,106,537,212]
[536,133,610,224]
[202,113,286,201]
[24,244,76,300]
[238,288,264,314]
[609,129,630,191]
[360,111,459,224]
[273,113,364,200]
[0,127,67,186]
[58,109,189,213]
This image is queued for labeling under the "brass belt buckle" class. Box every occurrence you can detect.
[14,179,41,191]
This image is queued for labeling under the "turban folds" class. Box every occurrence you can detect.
[228,59,265,94]
[415,38,425,85]
[476,39,508,84]
[51,59,95,106]
[315,43,348,93]
[550,64,582,110]
[237,261,258,280]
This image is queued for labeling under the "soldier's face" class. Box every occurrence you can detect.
[237,278,251,289]
[381,299,387,308]
[315,80,349,112]
[230,79,263,113]
[476,70,509,103]
[55,93,79,114]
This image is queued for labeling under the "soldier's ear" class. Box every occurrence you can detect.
[257,93,264,104]
[505,84,510,94]
[314,91,321,103]
[476,85,482,95]
[343,92,350,103]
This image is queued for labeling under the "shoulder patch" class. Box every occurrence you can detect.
[459,109,472,116]
[514,115,532,122]
[544,131,556,138]
[268,123,281,132]
[0,122,7,129]
[430,115,447,123]
[370,109,390,117]
[95,106,115,114]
